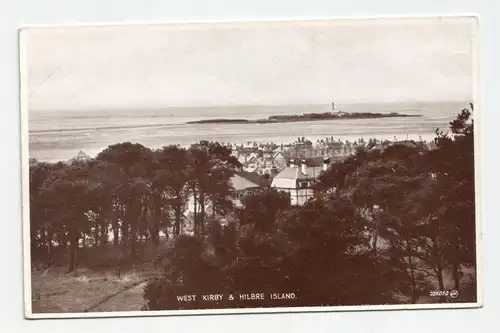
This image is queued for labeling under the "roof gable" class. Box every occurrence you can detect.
[273,152,285,159]
[239,171,269,187]
[231,172,269,190]
[274,166,323,180]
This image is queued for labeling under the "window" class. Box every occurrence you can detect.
[297,180,309,189]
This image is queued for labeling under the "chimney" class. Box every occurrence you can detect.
[323,158,330,172]
[301,159,307,174]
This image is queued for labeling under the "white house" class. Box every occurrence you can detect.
[184,171,267,216]
[271,158,330,206]
[272,151,287,168]
[67,150,91,164]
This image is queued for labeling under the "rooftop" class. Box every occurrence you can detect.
[274,165,324,180]
[231,171,269,191]
[68,150,91,163]
[239,170,270,187]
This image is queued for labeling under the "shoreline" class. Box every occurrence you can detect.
[29,132,436,164]
[186,112,421,125]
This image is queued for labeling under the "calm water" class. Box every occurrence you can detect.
[29,101,469,162]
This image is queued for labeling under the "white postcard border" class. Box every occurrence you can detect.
[19,14,483,319]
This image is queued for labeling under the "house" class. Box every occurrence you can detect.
[67,150,91,164]
[426,141,438,150]
[273,146,287,155]
[272,151,287,169]
[237,155,247,164]
[244,163,259,173]
[273,150,286,159]
[270,155,351,205]
[184,170,268,217]
[325,141,344,155]
[247,153,258,164]
[231,150,240,158]
[231,171,269,206]
[271,158,330,206]
[370,143,385,150]
[262,151,273,159]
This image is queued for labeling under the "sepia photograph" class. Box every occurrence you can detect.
[20,16,481,318]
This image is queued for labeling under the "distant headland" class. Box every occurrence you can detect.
[186,111,421,125]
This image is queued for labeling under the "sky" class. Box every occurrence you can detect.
[22,17,477,112]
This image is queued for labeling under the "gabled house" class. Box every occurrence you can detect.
[184,170,268,218]
[273,151,287,168]
[270,155,350,206]
[67,150,91,164]
[244,164,258,173]
[247,153,258,164]
[231,171,269,206]
[271,158,329,206]
[237,155,247,164]
[262,151,273,159]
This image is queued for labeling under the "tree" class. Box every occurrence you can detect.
[143,234,230,310]
[314,142,442,302]
[96,142,154,258]
[187,141,239,235]
[423,106,475,296]
[238,188,290,233]
[152,145,190,237]
[313,105,477,302]
[206,167,235,218]
[276,196,396,305]
[29,161,64,264]
[82,159,128,248]
[143,192,397,310]
[37,164,97,272]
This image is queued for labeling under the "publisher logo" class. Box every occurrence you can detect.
[449,290,459,299]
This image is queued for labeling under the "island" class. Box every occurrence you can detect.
[186,111,421,125]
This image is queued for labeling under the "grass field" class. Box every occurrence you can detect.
[30,239,170,314]
[31,267,150,313]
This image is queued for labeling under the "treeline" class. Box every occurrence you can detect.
[29,141,240,271]
[142,106,476,309]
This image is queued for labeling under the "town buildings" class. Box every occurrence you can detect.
[230,136,436,179]
[230,136,437,206]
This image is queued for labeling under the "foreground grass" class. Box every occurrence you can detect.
[31,239,170,314]
[31,265,156,313]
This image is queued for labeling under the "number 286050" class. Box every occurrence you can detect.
[429,290,449,297]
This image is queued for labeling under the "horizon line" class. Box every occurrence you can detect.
[29,99,472,113]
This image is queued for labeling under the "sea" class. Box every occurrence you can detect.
[28,101,469,163]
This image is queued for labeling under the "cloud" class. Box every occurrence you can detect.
[23,17,476,111]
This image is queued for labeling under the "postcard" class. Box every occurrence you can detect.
[19,16,482,319]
